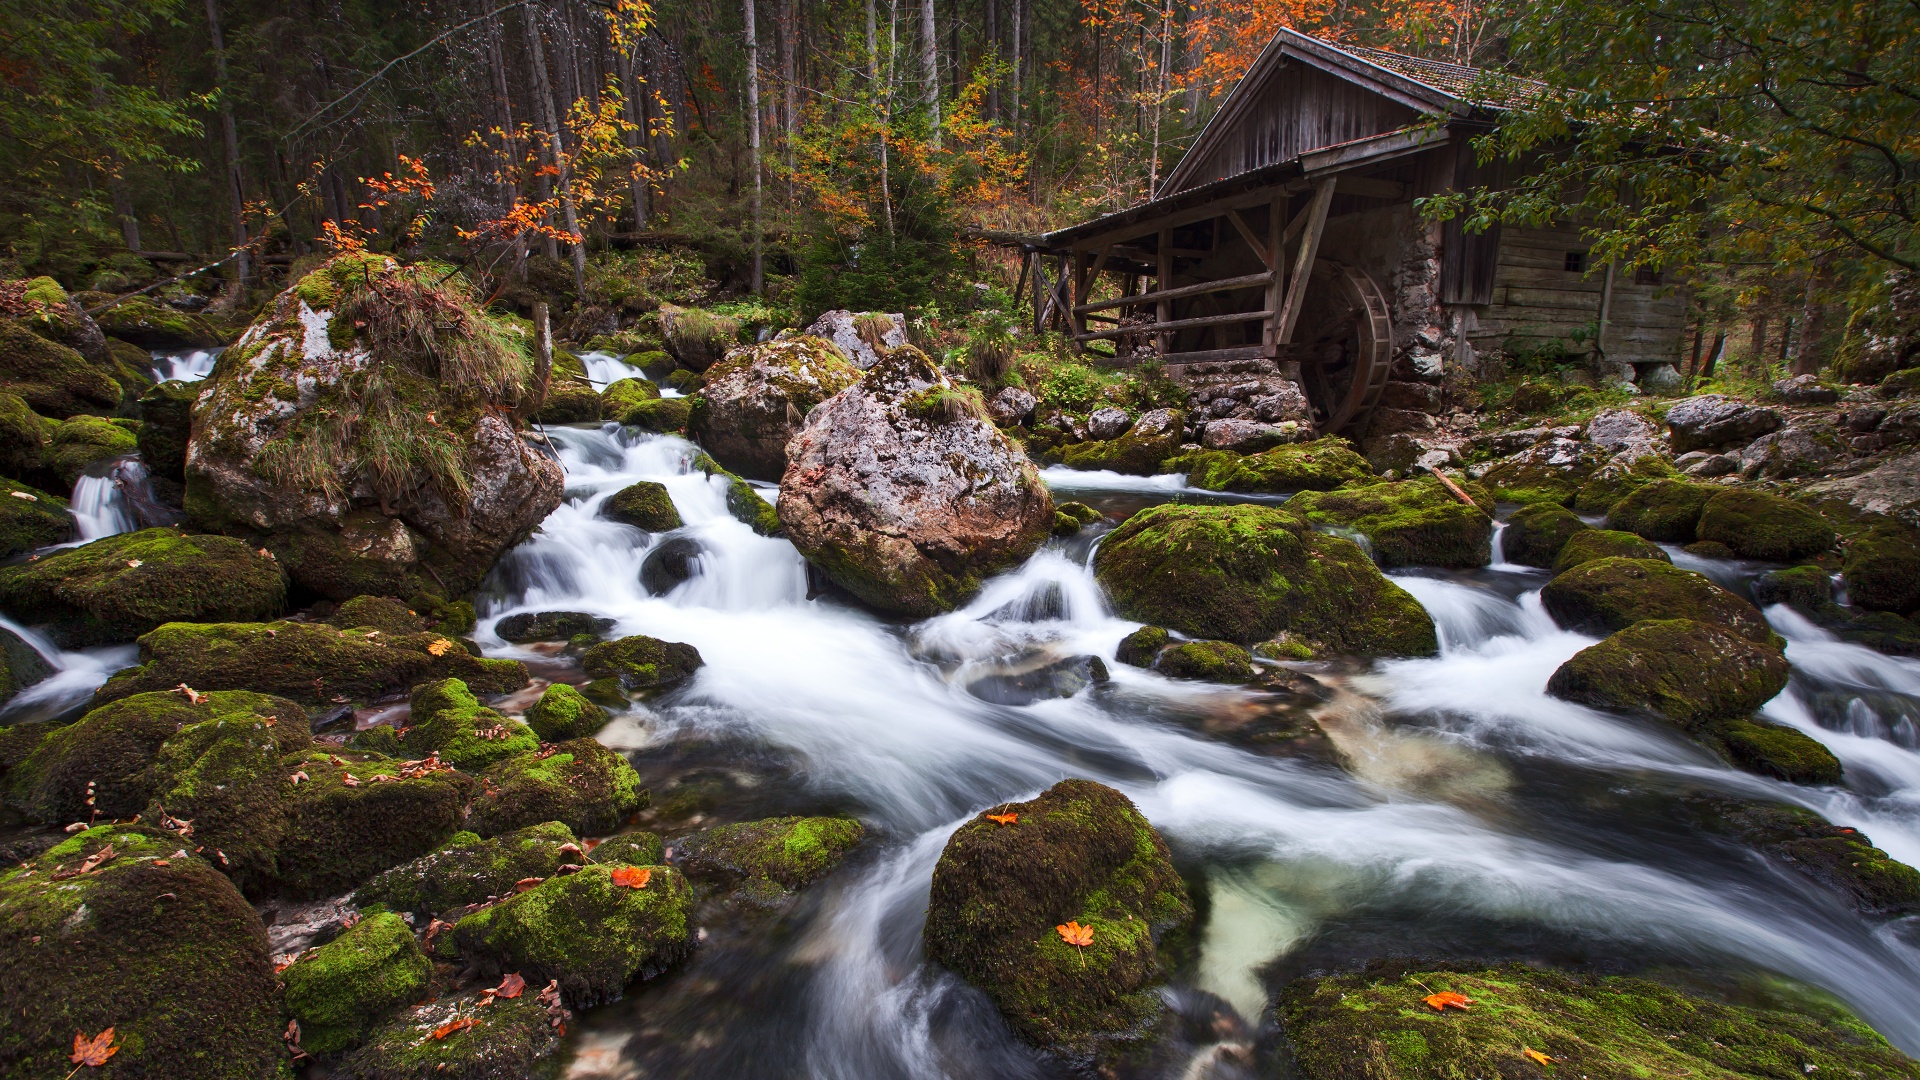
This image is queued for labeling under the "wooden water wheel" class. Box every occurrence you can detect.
[1290,259,1393,435]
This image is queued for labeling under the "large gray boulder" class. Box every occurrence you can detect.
[685,335,861,480]
[802,310,906,369]
[1802,450,1920,529]
[1665,394,1783,453]
[779,346,1054,616]
[185,254,564,599]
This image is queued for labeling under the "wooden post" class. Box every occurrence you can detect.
[1265,192,1287,364]
[1156,229,1172,357]
[1275,178,1335,344]
[1594,259,1617,369]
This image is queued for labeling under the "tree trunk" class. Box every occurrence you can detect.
[920,0,939,146]
[1009,0,1023,128]
[522,6,563,262]
[205,0,249,285]
[985,0,999,121]
[1749,313,1768,374]
[1793,271,1828,377]
[744,0,765,293]
[616,44,649,229]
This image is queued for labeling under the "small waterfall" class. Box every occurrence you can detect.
[66,457,180,542]
[150,347,221,383]
[577,350,683,399]
[0,613,138,722]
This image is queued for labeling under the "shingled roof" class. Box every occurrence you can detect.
[1341,43,1547,110]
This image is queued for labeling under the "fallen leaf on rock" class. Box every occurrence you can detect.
[341,774,360,787]
[610,866,652,889]
[423,919,454,948]
[495,973,527,999]
[172,683,208,705]
[1522,1048,1555,1066]
[430,1017,477,1040]
[1424,991,1472,1012]
[125,559,142,568]
[70,1027,118,1067]
[985,812,1019,825]
[426,638,454,657]
[513,876,544,893]
[151,859,168,867]
[1056,921,1094,947]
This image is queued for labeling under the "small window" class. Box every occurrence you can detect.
[1634,266,1662,285]
[1564,251,1588,272]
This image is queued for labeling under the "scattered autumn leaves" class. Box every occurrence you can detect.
[1419,987,1559,1070]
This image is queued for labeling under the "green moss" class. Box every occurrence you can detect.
[591,830,663,867]
[0,478,71,557]
[580,678,629,709]
[1279,962,1920,1080]
[1541,557,1775,644]
[1052,501,1102,538]
[275,750,472,898]
[1501,503,1589,569]
[43,413,137,486]
[1552,528,1671,573]
[1167,437,1374,493]
[5,689,303,825]
[660,303,741,372]
[403,678,539,771]
[1254,634,1316,660]
[134,380,198,485]
[0,318,122,418]
[1287,477,1494,568]
[1697,490,1837,561]
[600,377,660,421]
[580,634,703,691]
[452,863,693,1005]
[1689,797,1920,915]
[0,529,286,646]
[283,910,432,1055]
[91,293,224,348]
[1844,525,1920,615]
[0,391,52,479]
[525,682,607,742]
[142,713,295,893]
[1546,619,1791,729]
[534,352,602,424]
[93,620,528,707]
[466,739,648,838]
[340,984,565,1079]
[1115,626,1169,667]
[1604,478,1713,542]
[677,816,863,894]
[1720,719,1844,785]
[602,480,683,531]
[1095,503,1437,656]
[923,779,1191,1054]
[1753,564,1834,611]
[1057,416,1187,476]
[328,595,429,635]
[1155,640,1255,682]
[0,826,289,1078]
[355,825,584,916]
[1684,539,1737,558]
[1572,455,1679,514]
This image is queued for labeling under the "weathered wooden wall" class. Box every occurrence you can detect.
[1465,224,1687,368]
[1171,62,1418,193]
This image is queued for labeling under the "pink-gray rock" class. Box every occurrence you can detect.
[1665,395,1784,453]
[684,335,861,480]
[1585,409,1660,455]
[987,386,1036,426]
[1801,450,1920,528]
[802,310,907,369]
[778,347,1054,616]
[1772,374,1839,405]
[1087,407,1132,441]
[1878,405,1920,447]
[1201,418,1305,453]
[1675,451,1739,478]
[1739,425,1840,480]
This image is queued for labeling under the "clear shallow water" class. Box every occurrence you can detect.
[466,427,1920,1077]
[577,350,683,398]
[150,346,220,383]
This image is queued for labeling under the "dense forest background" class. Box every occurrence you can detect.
[3,0,1912,376]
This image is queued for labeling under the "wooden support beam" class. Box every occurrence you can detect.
[1031,254,1052,334]
[1275,178,1336,344]
[1162,345,1276,365]
[1225,208,1274,272]
[1076,308,1273,342]
[1156,229,1173,357]
[1265,193,1287,351]
[1075,271,1272,314]
[1070,183,1305,252]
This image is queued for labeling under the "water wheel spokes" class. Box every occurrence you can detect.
[1291,259,1393,435]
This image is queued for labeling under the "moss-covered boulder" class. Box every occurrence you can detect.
[1279,962,1920,1080]
[602,480,683,531]
[1551,528,1671,573]
[402,678,538,771]
[137,379,198,483]
[328,594,430,635]
[0,529,286,646]
[45,414,137,487]
[339,983,567,1080]
[0,479,70,557]
[1718,718,1844,784]
[1691,489,1837,562]
[93,620,527,707]
[0,626,54,708]
[1478,438,1605,506]
[1115,625,1169,667]
[466,739,647,838]
[1168,437,1374,493]
[1094,503,1437,655]
[524,682,607,742]
[0,318,122,418]
[1754,564,1920,656]
[1540,557,1774,644]
[276,750,471,898]
[493,609,613,644]
[142,711,299,892]
[923,779,1192,1055]
[600,376,660,424]
[1155,640,1255,682]
[1500,503,1589,569]
[1572,455,1679,514]
[184,254,563,600]
[1752,564,1833,611]
[283,910,432,1056]
[0,392,52,480]
[1546,619,1790,729]
[91,293,224,349]
[580,633,703,691]
[356,822,581,917]
[533,351,601,424]
[675,815,862,900]
[686,335,861,479]
[1051,501,1102,538]
[4,689,302,825]
[0,826,287,1079]
[1056,409,1187,476]
[1287,477,1493,568]
[1604,478,1713,542]
[1844,524,1920,615]
[620,395,691,433]
[452,863,694,1005]
[592,831,664,866]
[1689,797,1920,916]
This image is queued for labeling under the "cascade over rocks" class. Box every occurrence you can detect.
[183,255,564,600]
[779,346,1055,616]
[685,335,861,479]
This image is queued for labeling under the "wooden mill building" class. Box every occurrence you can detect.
[1024,29,1688,435]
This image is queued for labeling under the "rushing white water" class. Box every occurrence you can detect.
[577,350,683,398]
[0,613,138,722]
[150,346,220,383]
[466,426,1920,1075]
[68,473,136,540]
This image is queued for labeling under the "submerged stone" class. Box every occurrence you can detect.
[494,610,614,643]
[580,634,703,691]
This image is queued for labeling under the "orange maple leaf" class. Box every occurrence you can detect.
[70,1028,119,1067]
[495,973,527,1000]
[431,1016,478,1040]
[1424,991,1473,1012]
[610,866,652,889]
[426,638,454,657]
[1523,1048,1555,1066]
[1056,920,1094,966]
[985,812,1018,825]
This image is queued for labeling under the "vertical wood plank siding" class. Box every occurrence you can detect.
[1174,63,1417,192]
